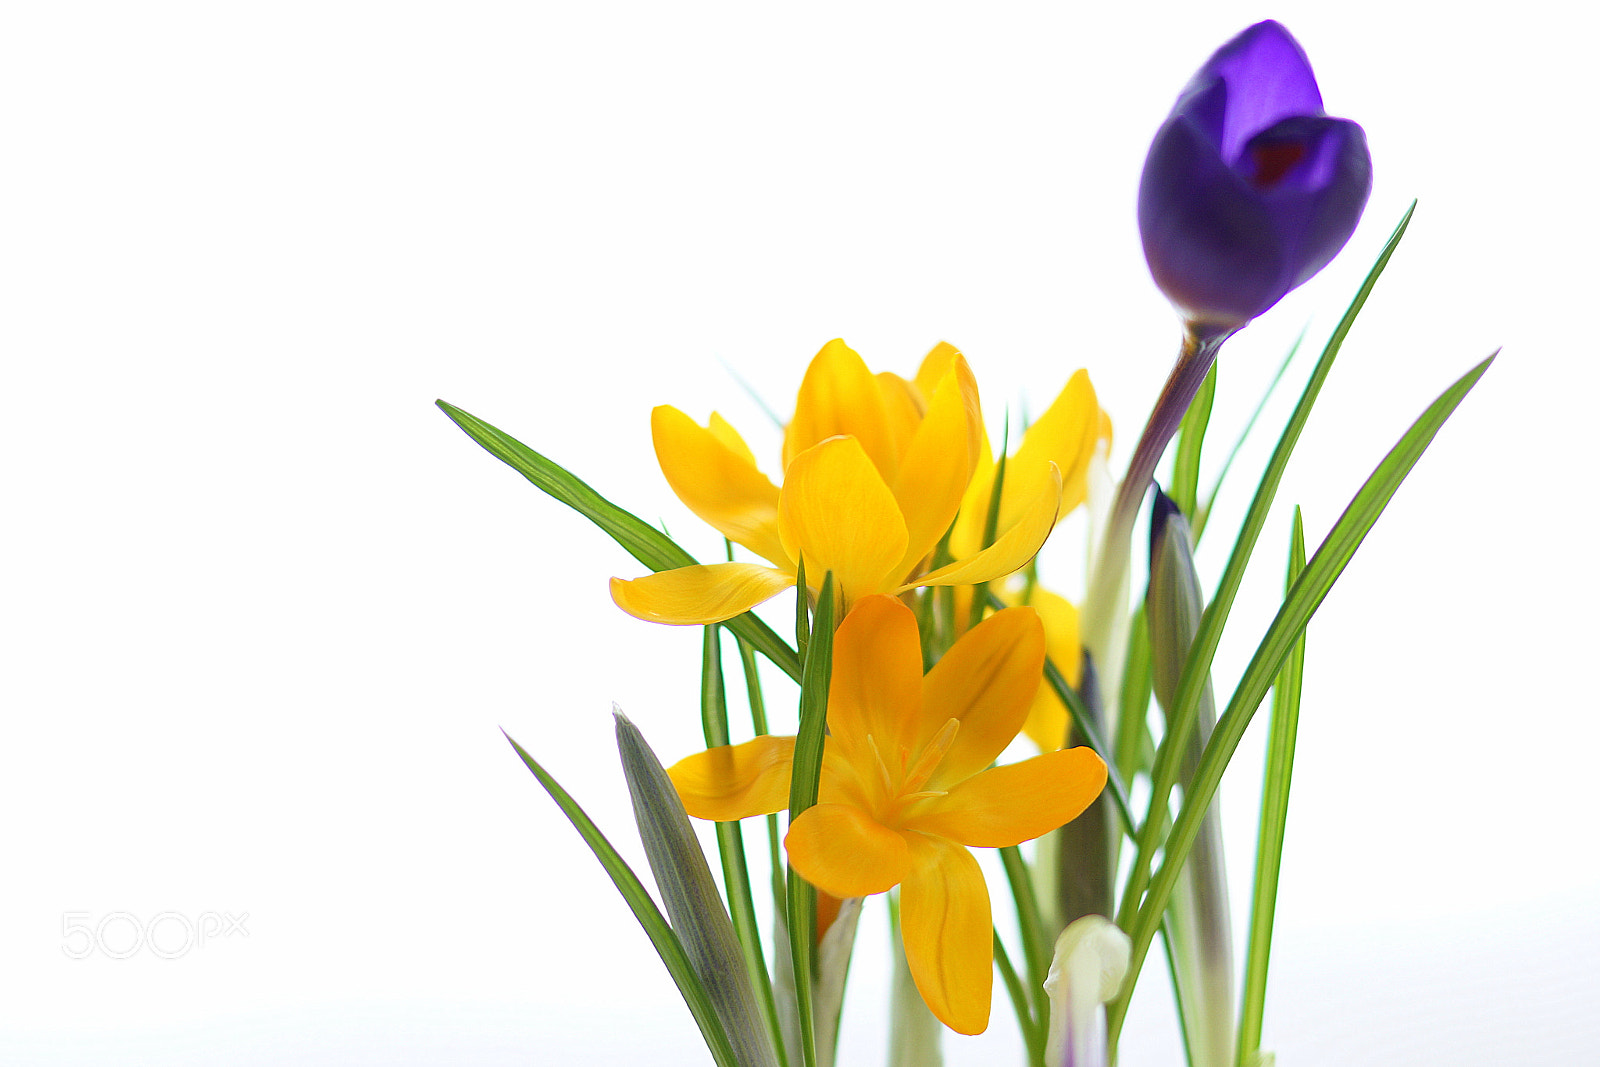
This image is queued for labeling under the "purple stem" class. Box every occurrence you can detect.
[1108,326,1229,548]
[1081,324,1230,694]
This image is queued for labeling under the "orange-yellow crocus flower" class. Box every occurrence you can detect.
[610,340,1063,624]
[667,595,1108,1033]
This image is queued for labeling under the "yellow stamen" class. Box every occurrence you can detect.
[903,718,961,794]
[865,733,897,796]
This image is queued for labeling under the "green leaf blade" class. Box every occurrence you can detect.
[504,731,742,1067]
[1171,360,1217,521]
[701,625,790,1067]
[1112,203,1420,1026]
[436,400,801,681]
[1115,350,1495,1034]
[1236,508,1308,1065]
[615,713,780,1067]
[786,571,837,1067]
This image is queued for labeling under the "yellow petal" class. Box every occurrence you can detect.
[891,355,982,580]
[947,431,996,561]
[920,607,1044,787]
[877,370,924,456]
[1007,370,1106,523]
[778,437,909,609]
[610,563,793,625]
[707,411,760,469]
[899,834,992,1035]
[913,341,963,403]
[1019,588,1083,750]
[786,803,910,897]
[826,594,925,765]
[668,735,797,821]
[652,406,790,567]
[906,747,1107,848]
[912,463,1062,589]
[783,339,898,484]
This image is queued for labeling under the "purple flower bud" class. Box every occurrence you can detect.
[1138,21,1373,332]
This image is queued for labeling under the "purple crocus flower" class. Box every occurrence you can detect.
[1138,21,1372,333]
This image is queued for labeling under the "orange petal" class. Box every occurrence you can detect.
[905,747,1107,848]
[899,834,992,1035]
[778,437,908,608]
[826,594,925,764]
[786,803,909,897]
[652,406,790,568]
[815,890,845,943]
[668,736,797,821]
[1019,588,1082,750]
[912,463,1062,589]
[891,355,982,580]
[920,607,1045,786]
[783,339,898,484]
[1007,370,1106,522]
[610,563,793,625]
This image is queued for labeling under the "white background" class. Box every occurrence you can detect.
[4,2,1596,1064]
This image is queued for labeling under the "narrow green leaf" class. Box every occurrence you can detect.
[1236,508,1307,1066]
[733,633,788,928]
[1041,651,1136,833]
[702,626,789,1067]
[1171,360,1218,521]
[503,731,741,1067]
[1112,203,1418,992]
[733,632,774,738]
[616,713,779,1067]
[788,570,836,820]
[1147,494,1234,1067]
[997,844,1050,1023]
[1114,604,1155,787]
[787,571,836,1067]
[993,931,1045,1066]
[436,400,801,681]
[702,624,735,751]
[1113,350,1495,1037]
[794,555,811,663]
[1194,328,1307,543]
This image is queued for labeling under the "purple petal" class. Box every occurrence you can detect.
[1174,20,1325,162]
[1259,118,1374,291]
[1138,22,1373,330]
[1138,113,1290,328]
[1147,487,1182,564]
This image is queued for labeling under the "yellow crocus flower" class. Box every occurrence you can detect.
[913,344,1111,564]
[921,341,1109,749]
[953,580,1085,750]
[668,595,1108,1034]
[610,340,1062,624]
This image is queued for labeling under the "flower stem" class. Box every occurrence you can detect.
[1080,326,1230,725]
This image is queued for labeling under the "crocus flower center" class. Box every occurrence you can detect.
[863,718,961,823]
[1242,139,1307,189]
